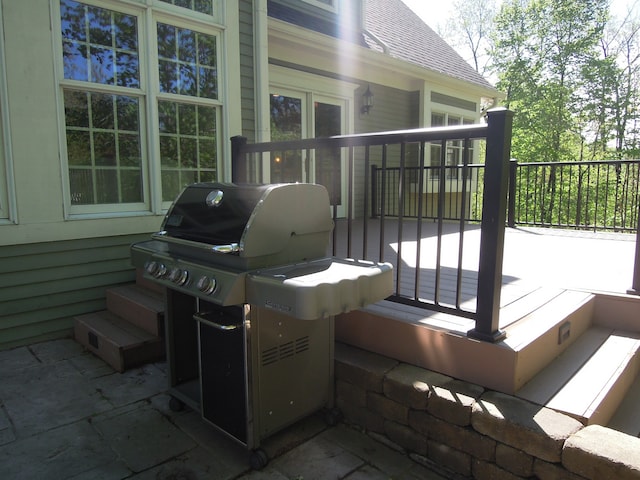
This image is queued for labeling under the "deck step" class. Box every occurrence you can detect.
[74,310,165,373]
[516,326,640,425]
[136,268,166,295]
[106,284,165,336]
[503,289,595,391]
[607,374,640,437]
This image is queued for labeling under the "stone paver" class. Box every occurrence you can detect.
[0,338,461,480]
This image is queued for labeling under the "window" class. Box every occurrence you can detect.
[58,0,222,214]
[301,0,338,13]
[159,0,215,16]
[430,113,475,179]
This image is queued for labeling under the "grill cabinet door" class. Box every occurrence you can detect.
[197,306,247,444]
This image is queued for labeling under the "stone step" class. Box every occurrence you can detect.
[106,284,165,337]
[74,310,165,373]
[516,326,640,426]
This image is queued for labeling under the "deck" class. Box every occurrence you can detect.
[333,219,640,406]
[332,218,636,334]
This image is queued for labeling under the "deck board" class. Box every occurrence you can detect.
[545,330,640,423]
[334,219,635,334]
[516,326,612,405]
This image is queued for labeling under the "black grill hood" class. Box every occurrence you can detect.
[151,182,334,269]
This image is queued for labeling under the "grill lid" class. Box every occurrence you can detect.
[154,182,334,266]
[161,183,271,247]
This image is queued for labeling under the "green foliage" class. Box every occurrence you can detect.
[492,0,610,164]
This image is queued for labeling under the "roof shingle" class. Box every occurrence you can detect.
[364,0,495,90]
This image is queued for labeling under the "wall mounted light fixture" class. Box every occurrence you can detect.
[361,85,374,115]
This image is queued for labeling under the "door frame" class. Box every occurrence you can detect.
[269,65,358,217]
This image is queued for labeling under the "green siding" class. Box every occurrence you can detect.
[353,85,419,218]
[0,234,150,351]
[239,0,256,142]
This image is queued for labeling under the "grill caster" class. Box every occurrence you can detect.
[168,396,185,412]
[249,448,268,470]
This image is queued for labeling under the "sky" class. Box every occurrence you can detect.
[401,0,639,30]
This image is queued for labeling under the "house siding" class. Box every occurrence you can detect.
[352,85,419,218]
[0,234,149,350]
[239,0,256,142]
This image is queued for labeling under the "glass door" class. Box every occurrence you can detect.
[270,92,306,183]
[269,91,347,216]
[314,98,345,217]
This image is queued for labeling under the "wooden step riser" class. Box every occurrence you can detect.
[106,285,165,337]
[74,311,165,373]
[517,327,640,427]
[136,268,166,295]
[509,292,595,391]
[547,333,640,426]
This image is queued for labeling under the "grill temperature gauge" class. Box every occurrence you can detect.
[196,275,217,294]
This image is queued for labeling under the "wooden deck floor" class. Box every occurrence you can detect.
[331,219,636,333]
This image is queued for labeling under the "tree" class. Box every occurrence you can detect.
[439,0,498,76]
[490,0,609,223]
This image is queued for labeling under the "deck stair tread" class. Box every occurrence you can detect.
[607,374,640,437]
[516,326,640,425]
[106,284,165,336]
[502,289,594,350]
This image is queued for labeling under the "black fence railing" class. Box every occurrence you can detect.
[370,164,485,221]
[509,159,640,233]
[231,108,514,342]
[371,159,640,233]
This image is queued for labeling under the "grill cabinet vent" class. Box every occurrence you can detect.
[261,336,310,366]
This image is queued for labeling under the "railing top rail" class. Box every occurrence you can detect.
[514,159,640,167]
[238,123,488,154]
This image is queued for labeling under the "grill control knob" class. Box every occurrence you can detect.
[155,264,168,278]
[169,267,189,286]
[196,275,217,294]
[145,261,158,276]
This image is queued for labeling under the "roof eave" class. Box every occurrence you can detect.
[268,18,503,99]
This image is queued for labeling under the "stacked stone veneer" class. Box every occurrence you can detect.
[334,342,640,480]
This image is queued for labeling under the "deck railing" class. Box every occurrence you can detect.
[372,159,640,233]
[231,108,514,342]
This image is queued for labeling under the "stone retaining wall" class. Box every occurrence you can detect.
[334,342,640,480]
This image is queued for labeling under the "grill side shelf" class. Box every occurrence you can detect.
[246,258,393,320]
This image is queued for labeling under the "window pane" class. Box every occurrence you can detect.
[66,131,91,166]
[64,90,90,127]
[64,89,143,204]
[159,0,215,16]
[159,100,217,201]
[61,0,139,87]
[157,23,217,99]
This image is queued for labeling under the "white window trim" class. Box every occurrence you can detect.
[0,0,17,224]
[301,0,338,13]
[52,0,236,219]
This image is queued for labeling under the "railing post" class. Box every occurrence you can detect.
[230,135,248,183]
[371,164,378,218]
[508,158,518,228]
[628,199,640,295]
[468,107,514,342]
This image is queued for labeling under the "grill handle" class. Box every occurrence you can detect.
[152,231,241,254]
[193,312,241,331]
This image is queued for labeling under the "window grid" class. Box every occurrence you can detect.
[430,113,476,179]
[59,0,222,212]
[159,0,215,16]
[64,89,143,205]
[159,100,217,201]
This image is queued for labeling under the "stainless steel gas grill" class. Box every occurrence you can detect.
[130,182,392,468]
